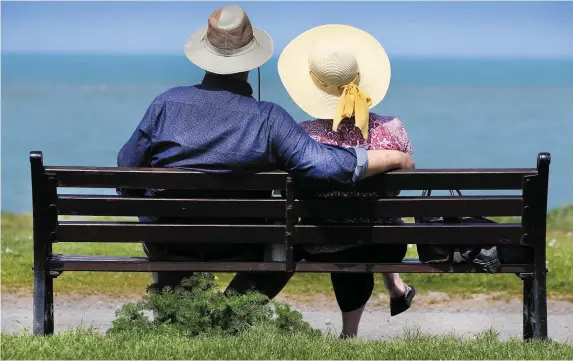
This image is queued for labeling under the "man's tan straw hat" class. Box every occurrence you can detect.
[278,24,391,139]
[184,5,273,75]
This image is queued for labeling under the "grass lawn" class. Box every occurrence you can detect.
[2,207,573,299]
[2,327,573,360]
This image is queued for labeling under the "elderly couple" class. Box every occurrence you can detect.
[118,5,416,338]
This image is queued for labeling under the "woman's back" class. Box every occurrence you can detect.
[299,113,413,253]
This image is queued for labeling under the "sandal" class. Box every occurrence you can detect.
[390,285,416,316]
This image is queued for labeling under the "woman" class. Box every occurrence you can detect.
[278,24,416,338]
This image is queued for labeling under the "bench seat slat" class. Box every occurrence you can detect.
[46,166,537,190]
[56,221,523,245]
[57,195,523,218]
[47,254,532,273]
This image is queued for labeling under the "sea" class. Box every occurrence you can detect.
[2,54,572,213]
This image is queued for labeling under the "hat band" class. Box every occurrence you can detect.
[202,33,258,57]
[310,71,361,91]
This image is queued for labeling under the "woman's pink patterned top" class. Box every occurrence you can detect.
[299,114,413,154]
[299,113,414,254]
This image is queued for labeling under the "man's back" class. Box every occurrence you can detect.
[120,76,284,174]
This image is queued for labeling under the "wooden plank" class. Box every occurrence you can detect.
[46,167,287,190]
[57,195,523,218]
[45,166,537,191]
[296,196,523,218]
[55,222,523,245]
[46,254,532,273]
[57,195,285,218]
[57,222,285,243]
[305,169,537,191]
[295,223,523,245]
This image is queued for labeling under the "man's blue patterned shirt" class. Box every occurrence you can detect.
[117,74,367,188]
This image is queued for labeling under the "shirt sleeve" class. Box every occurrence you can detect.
[117,102,159,168]
[116,101,159,196]
[396,117,414,155]
[267,105,367,184]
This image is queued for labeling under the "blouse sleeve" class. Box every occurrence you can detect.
[368,117,414,155]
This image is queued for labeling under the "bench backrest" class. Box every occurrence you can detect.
[30,151,550,271]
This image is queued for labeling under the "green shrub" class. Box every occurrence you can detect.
[107,273,320,338]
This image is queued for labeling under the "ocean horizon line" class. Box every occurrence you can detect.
[3,51,573,62]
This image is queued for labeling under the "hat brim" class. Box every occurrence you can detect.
[184,26,273,75]
[278,24,391,120]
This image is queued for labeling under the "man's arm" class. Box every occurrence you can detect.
[362,117,415,178]
[362,149,414,179]
[267,105,413,184]
[117,103,158,168]
[116,102,159,196]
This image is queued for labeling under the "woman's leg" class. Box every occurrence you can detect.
[333,244,415,327]
[382,272,406,297]
[330,272,374,337]
[308,248,375,338]
[374,245,416,316]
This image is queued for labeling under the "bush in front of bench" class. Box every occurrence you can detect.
[107,273,320,338]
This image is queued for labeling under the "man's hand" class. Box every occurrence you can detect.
[362,150,415,179]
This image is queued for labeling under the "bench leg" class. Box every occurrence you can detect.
[522,275,534,340]
[33,270,54,335]
[532,270,548,339]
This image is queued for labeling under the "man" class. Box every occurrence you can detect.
[117,5,414,296]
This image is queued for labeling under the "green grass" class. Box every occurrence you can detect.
[2,209,573,299]
[2,327,572,360]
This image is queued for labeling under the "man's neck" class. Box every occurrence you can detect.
[200,72,253,97]
[205,71,249,82]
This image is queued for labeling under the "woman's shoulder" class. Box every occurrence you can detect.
[369,114,408,134]
[369,113,403,127]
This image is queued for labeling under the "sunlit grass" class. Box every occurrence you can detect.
[2,327,572,360]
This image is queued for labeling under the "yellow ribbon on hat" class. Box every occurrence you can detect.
[310,72,372,140]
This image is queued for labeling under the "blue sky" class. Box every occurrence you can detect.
[2,1,572,58]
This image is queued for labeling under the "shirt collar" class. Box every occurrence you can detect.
[200,73,254,97]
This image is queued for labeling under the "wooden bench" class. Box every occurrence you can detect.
[30,151,551,339]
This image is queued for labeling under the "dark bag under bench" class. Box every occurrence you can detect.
[30,151,551,340]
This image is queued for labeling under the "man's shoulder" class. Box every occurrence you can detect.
[152,86,196,104]
[257,99,282,113]
[258,101,296,121]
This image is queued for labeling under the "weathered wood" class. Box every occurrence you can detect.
[57,195,523,218]
[47,254,533,273]
[47,166,288,190]
[57,222,285,243]
[46,166,536,191]
[55,221,523,245]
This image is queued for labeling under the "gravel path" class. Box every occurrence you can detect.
[2,293,572,342]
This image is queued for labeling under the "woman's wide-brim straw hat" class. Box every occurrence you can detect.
[184,5,273,75]
[278,24,391,120]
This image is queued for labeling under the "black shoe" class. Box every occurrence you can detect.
[390,285,416,317]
